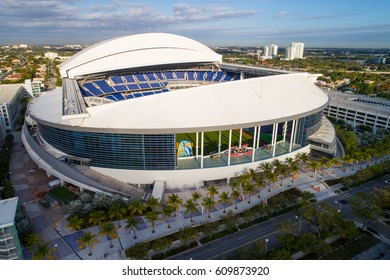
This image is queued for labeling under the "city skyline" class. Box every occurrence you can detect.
[0,0,390,48]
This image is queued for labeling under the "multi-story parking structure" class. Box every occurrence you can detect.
[23,33,330,197]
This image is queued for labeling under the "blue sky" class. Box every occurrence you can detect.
[0,0,389,48]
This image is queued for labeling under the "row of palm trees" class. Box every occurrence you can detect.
[71,151,366,257]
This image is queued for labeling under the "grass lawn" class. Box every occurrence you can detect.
[49,186,78,205]
[323,234,380,260]
[176,129,276,156]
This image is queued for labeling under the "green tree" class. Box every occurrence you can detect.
[265,171,277,192]
[254,176,266,198]
[338,219,359,240]
[128,200,145,217]
[350,192,383,228]
[32,242,56,260]
[146,197,161,213]
[167,193,183,217]
[162,205,174,228]
[269,248,291,260]
[78,231,99,256]
[220,210,239,231]
[277,164,289,186]
[218,192,231,213]
[184,199,199,222]
[202,196,216,218]
[178,226,199,247]
[67,215,84,231]
[296,152,309,170]
[125,216,141,239]
[126,242,149,260]
[191,191,202,205]
[99,223,119,248]
[108,203,127,228]
[289,162,300,183]
[152,237,172,257]
[207,185,219,202]
[231,188,242,209]
[25,232,42,250]
[145,211,160,233]
[202,222,219,238]
[243,182,256,204]
[307,160,320,177]
[88,210,106,228]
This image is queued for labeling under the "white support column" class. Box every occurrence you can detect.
[293,119,299,147]
[289,119,296,152]
[240,71,245,80]
[257,126,261,149]
[195,132,199,158]
[252,126,257,162]
[228,129,232,166]
[200,132,204,168]
[283,121,287,141]
[218,130,222,154]
[272,123,278,158]
[239,128,243,148]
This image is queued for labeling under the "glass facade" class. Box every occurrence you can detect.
[295,111,323,146]
[38,124,176,170]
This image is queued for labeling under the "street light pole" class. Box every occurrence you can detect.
[335,201,341,212]
[264,238,269,255]
[295,215,302,236]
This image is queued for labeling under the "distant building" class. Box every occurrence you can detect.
[6,73,21,81]
[24,79,44,97]
[324,91,390,131]
[368,57,386,65]
[44,52,58,60]
[18,44,28,49]
[0,84,26,133]
[285,42,304,60]
[0,197,22,260]
[263,44,278,59]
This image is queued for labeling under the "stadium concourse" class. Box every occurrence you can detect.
[23,32,332,198]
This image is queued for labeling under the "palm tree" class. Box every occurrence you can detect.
[307,160,320,177]
[202,196,216,218]
[247,168,258,184]
[67,215,84,231]
[25,232,42,250]
[162,205,174,228]
[272,159,283,171]
[207,185,219,202]
[329,157,340,174]
[319,157,329,176]
[243,182,256,204]
[167,193,183,217]
[125,216,140,239]
[342,155,354,172]
[259,161,273,174]
[88,210,106,228]
[265,171,277,192]
[78,231,99,256]
[218,192,231,213]
[99,223,119,248]
[284,157,294,168]
[184,199,199,222]
[191,191,202,205]
[32,242,56,260]
[254,176,266,198]
[296,152,309,170]
[146,197,161,213]
[108,203,127,228]
[145,211,160,233]
[277,164,288,186]
[289,162,300,183]
[128,199,145,217]
[231,188,241,209]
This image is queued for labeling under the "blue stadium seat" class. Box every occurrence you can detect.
[164,72,174,80]
[83,83,103,96]
[149,83,161,89]
[95,80,115,93]
[176,71,185,80]
[155,72,165,80]
[111,76,124,84]
[124,75,135,83]
[135,74,146,82]
[114,85,128,92]
[113,93,125,100]
[106,95,116,101]
[145,73,156,81]
[142,91,154,96]
[187,71,195,80]
[133,93,143,98]
[139,83,150,89]
[213,72,225,82]
[79,86,94,97]
[128,84,140,90]
[125,95,135,99]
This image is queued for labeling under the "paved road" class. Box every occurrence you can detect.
[169,174,390,260]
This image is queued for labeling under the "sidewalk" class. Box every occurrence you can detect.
[59,158,375,260]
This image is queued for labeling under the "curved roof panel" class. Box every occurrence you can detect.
[60,33,222,78]
[29,73,329,133]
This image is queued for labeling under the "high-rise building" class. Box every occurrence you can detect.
[0,84,26,133]
[263,44,278,58]
[285,42,304,60]
[24,79,44,97]
[0,197,23,260]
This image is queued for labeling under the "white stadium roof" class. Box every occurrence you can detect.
[60,33,222,78]
[29,73,329,133]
